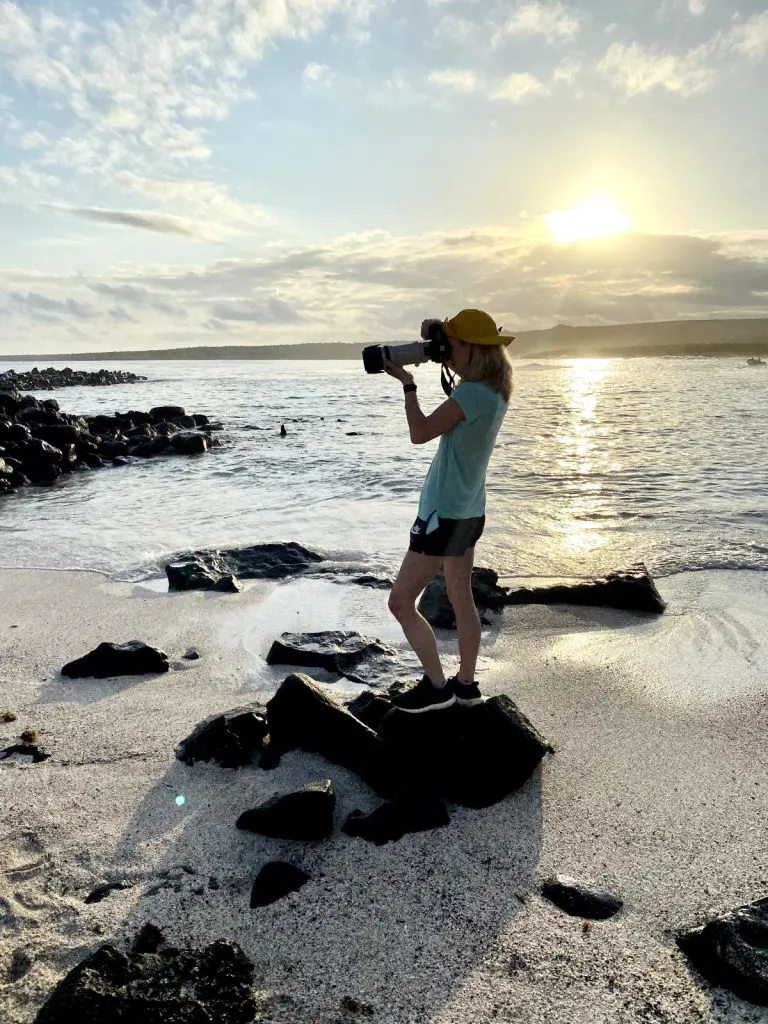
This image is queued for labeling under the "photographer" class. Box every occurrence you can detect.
[384,309,514,713]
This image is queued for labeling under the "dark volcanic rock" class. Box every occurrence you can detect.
[30,423,81,447]
[345,691,394,732]
[343,794,450,845]
[418,563,666,626]
[132,924,166,955]
[169,430,210,455]
[0,389,20,415]
[250,863,310,908]
[99,439,128,459]
[150,404,185,421]
[506,563,666,614]
[61,641,169,679]
[267,631,396,680]
[84,881,134,904]
[20,438,62,465]
[166,542,324,591]
[418,567,507,629]
[1,367,144,392]
[266,674,386,792]
[0,743,51,763]
[34,938,256,1023]
[264,677,549,807]
[677,896,768,1005]
[176,704,268,768]
[379,694,552,808]
[237,779,335,840]
[541,876,623,920]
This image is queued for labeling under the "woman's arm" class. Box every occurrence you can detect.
[404,392,464,444]
[384,359,465,444]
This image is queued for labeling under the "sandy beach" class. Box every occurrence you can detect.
[1,567,766,1024]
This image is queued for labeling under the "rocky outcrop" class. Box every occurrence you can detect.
[61,641,169,679]
[34,935,257,1023]
[250,863,310,908]
[0,367,145,391]
[378,693,552,808]
[418,563,666,627]
[0,394,222,497]
[506,564,666,614]
[175,704,268,768]
[262,674,550,809]
[265,674,386,793]
[267,631,397,683]
[541,876,623,920]
[237,780,335,840]
[677,896,768,1005]
[166,542,324,591]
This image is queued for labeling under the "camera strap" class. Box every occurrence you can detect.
[440,363,456,397]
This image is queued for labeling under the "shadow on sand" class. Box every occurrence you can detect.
[109,729,545,1023]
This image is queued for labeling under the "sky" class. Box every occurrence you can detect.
[0,0,767,354]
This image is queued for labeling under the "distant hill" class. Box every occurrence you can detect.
[5,317,768,361]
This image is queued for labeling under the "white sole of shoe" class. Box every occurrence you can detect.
[455,695,484,707]
[396,694,457,714]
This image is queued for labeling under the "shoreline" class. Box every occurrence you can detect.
[1,567,766,1023]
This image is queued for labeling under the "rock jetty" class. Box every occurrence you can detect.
[0,391,222,496]
[0,367,145,390]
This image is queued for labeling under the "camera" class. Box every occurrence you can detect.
[361,320,451,375]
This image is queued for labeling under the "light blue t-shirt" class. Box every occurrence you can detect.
[417,380,508,525]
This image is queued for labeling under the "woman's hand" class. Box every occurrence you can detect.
[384,359,415,387]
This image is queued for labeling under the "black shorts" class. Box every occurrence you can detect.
[408,514,485,557]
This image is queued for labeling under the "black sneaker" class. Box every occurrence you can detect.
[450,676,484,707]
[389,675,456,714]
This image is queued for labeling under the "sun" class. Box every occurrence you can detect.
[545,194,632,244]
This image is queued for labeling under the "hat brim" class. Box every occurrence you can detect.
[464,334,515,346]
[444,321,515,346]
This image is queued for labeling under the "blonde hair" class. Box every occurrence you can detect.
[461,343,515,401]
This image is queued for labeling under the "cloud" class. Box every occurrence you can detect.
[9,291,94,319]
[689,0,705,14]
[724,12,768,62]
[493,2,581,45]
[0,163,60,204]
[428,69,478,93]
[0,0,386,185]
[492,73,549,102]
[113,172,270,233]
[3,226,768,351]
[302,62,334,88]
[87,283,182,317]
[46,204,207,237]
[211,298,304,323]
[598,41,715,95]
[428,69,549,103]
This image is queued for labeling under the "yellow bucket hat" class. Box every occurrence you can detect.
[444,308,514,346]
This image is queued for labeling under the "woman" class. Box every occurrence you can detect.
[385,308,514,713]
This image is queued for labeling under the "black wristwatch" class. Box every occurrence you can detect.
[403,383,417,394]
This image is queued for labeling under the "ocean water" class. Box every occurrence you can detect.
[1,356,767,581]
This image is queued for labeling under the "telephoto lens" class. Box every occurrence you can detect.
[361,322,450,374]
[362,342,429,374]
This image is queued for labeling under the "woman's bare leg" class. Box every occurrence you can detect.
[443,547,481,682]
[388,550,446,684]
